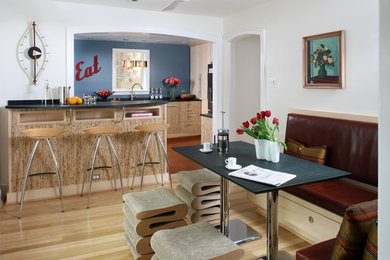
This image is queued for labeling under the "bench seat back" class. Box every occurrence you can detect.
[285,113,378,187]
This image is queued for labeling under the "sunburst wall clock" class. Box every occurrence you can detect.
[17,21,49,85]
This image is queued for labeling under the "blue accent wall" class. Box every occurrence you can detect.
[74,40,190,99]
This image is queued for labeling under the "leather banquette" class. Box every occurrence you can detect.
[284,113,378,216]
[284,113,379,260]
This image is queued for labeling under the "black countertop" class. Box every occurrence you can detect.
[200,113,213,118]
[5,99,169,109]
[173,141,350,194]
[5,98,202,109]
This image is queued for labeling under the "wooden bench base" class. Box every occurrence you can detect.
[247,191,342,244]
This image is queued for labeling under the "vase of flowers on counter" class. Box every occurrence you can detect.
[236,110,286,163]
[164,77,181,101]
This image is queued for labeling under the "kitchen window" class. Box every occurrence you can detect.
[112,48,150,94]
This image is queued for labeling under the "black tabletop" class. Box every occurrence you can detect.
[173,141,350,194]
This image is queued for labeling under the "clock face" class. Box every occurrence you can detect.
[27,47,42,60]
[17,21,49,85]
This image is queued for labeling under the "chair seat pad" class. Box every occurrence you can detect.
[151,222,243,260]
[285,180,377,216]
[296,238,336,260]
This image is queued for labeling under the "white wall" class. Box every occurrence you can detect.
[0,0,223,187]
[228,35,261,143]
[223,0,379,141]
[225,0,388,256]
[379,0,390,257]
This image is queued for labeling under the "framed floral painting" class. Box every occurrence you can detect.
[303,30,345,88]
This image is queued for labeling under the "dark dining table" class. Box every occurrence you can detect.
[173,141,350,260]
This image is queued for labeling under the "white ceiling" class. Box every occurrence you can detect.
[75,32,207,45]
[53,0,270,18]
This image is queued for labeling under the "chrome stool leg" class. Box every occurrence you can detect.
[156,132,172,190]
[131,133,148,189]
[81,136,99,196]
[155,133,164,186]
[106,136,117,191]
[46,138,64,213]
[86,136,102,209]
[107,135,124,196]
[139,133,153,191]
[19,139,40,219]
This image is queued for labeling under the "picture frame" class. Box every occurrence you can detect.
[303,30,345,88]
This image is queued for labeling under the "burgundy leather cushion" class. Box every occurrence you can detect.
[285,114,378,186]
[296,238,336,260]
[285,180,377,216]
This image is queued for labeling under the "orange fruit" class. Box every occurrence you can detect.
[77,97,83,104]
[68,97,77,105]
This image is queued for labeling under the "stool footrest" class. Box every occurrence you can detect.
[136,162,160,166]
[86,166,112,171]
[29,172,57,177]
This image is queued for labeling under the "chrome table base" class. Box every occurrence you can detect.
[216,219,261,244]
[219,178,261,245]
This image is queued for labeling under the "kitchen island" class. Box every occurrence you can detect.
[6,99,169,203]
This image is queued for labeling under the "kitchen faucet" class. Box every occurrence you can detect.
[131,83,142,101]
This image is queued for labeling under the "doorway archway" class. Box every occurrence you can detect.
[224,30,266,142]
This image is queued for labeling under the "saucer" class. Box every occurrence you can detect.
[199,148,212,153]
[225,164,242,170]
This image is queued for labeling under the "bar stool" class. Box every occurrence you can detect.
[81,125,124,209]
[131,123,172,191]
[19,128,65,219]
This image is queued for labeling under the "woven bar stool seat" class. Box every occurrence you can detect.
[135,123,170,132]
[131,123,172,191]
[151,221,244,260]
[19,128,65,219]
[21,128,64,139]
[81,125,123,208]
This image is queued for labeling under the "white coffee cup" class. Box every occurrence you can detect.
[203,142,213,151]
[225,157,237,168]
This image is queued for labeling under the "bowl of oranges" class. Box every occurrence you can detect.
[95,90,114,101]
[68,96,83,105]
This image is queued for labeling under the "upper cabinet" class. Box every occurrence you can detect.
[190,43,213,114]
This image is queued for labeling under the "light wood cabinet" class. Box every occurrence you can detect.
[190,43,213,114]
[167,101,201,138]
[201,116,213,143]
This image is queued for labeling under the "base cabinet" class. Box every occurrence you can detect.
[167,101,201,138]
[201,116,213,143]
[248,191,342,244]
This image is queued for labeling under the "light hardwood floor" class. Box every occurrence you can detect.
[0,136,309,259]
[0,179,309,260]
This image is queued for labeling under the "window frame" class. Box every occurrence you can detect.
[112,48,150,95]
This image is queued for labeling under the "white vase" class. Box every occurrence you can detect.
[254,139,280,163]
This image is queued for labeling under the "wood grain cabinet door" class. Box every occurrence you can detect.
[167,103,179,135]
[179,101,201,134]
[167,101,201,138]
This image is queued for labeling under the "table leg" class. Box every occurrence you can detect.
[267,190,279,260]
[220,177,229,236]
[219,177,261,244]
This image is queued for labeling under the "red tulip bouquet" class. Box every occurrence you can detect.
[236,110,287,150]
[164,77,181,101]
